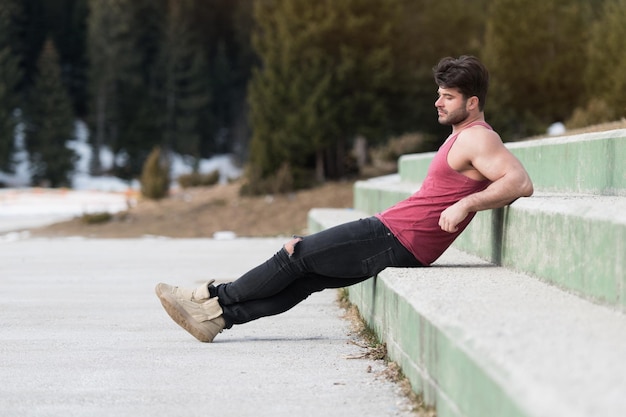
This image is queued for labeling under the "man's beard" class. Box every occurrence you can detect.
[438,105,469,126]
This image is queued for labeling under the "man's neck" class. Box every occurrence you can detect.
[451,113,485,134]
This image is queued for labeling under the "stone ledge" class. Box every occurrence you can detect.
[308,207,626,417]
[455,193,626,309]
[398,129,626,196]
[352,177,626,309]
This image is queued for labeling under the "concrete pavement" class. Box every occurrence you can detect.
[0,237,415,417]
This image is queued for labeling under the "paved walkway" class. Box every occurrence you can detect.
[0,237,415,417]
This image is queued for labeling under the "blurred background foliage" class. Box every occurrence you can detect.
[0,0,624,191]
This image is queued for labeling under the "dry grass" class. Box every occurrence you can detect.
[30,180,354,239]
[338,289,437,417]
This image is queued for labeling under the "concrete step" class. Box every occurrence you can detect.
[397,129,626,196]
[454,192,626,310]
[353,174,416,215]
[353,178,626,311]
[308,208,626,417]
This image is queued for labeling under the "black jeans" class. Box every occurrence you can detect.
[214,216,422,328]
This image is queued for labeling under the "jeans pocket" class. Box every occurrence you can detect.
[361,247,396,277]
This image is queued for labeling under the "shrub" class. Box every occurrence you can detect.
[81,212,112,225]
[566,99,615,130]
[240,162,310,196]
[140,146,170,200]
[372,133,437,163]
[177,170,220,188]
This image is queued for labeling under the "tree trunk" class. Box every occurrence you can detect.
[90,84,105,175]
[315,149,325,183]
[334,137,346,179]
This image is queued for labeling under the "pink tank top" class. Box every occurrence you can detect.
[376,122,492,265]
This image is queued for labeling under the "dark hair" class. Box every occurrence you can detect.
[433,55,489,111]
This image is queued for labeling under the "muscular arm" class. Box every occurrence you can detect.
[439,129,534,233]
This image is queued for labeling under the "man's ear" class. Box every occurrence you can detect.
[467,96,479,110]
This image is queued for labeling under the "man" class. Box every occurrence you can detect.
[155,55,534,343]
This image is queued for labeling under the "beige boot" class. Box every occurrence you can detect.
[155,280,214,303]
[155,282,225,343]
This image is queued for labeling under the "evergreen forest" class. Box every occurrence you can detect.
[0,0,624,191]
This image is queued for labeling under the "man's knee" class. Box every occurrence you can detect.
[283,237,302,256]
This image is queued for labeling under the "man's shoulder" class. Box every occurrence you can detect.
[453,124,506,162]
[457,123,502,146]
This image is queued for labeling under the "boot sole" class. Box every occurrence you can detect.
[156,288,218,343]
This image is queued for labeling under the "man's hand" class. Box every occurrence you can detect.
[439,201,469,233]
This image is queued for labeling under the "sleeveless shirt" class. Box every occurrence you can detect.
[376,121,493,265]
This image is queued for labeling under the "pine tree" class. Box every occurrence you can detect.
[0,0,23,173]
[248,0,329,185]
[82,0,254,177]
[24,38,76,187]
[248,0,417,188]
[215,0,255,158]
[88,0,162,178]
[322,0,406,177]
[395,0,489,138]
[40,0,89,117]
[210,40,233,154]
[585,0,626,121]
[483,0,589,138]
[87,0,129,175]
[160,0,211,161]
[182,0,256,158]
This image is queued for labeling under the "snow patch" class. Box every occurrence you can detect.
[0,119,243,234]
